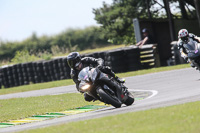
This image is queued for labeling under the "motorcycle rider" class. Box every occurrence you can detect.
[177,29,200,67]
[67,52,125,102]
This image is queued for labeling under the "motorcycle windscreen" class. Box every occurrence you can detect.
[183,42,196,51]
[78,67,90,81]
[91,68,98,82]
[184,42,200,59]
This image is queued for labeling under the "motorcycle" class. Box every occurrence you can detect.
[183,41,200,70]
[78,66,134,108]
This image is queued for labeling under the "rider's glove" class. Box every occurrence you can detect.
[184,56,188,62]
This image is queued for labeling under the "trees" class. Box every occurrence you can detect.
[93,0,155,44]
[194,0,200,28]
[0,26,109,61]
[93,0,197,44]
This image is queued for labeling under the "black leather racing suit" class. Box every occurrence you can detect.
[177,33,200,60]
[70,57,116,101]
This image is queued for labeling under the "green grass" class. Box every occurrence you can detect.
[0,64,190,95]
[79,44,126,55]
[117,64,190,78]
[54,44,126,57]
[0,79,74,95]
[0,63,195,133]
[18,101,200,133]
[0,93,99,122]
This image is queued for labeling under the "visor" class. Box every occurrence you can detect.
[75,62,81,68]
[181,36,188,42]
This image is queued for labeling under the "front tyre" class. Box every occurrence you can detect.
[124,92,134,106]
[97,88,121,108]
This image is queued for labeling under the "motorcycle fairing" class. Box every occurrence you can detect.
[183,42,200,59]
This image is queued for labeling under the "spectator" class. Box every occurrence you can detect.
[136,28,155,48]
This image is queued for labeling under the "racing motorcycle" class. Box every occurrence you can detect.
[78,66,134,108]
[183,41,200,70]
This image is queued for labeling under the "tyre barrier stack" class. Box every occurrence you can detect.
[124,47,142,71]
[139,44,159,69]
[170,41,186,65]
[104,49,126,72]
[62,57,71,79]
[81,52,106,62]
[0,58,72,89]
[97,51,106,60]
[104,47,142,73]
[81,53,94,58]
[17,64,24,86]
[0,70,1,88]
[2,67,9,88]
[0,46,160,89]
[12,64,19,86]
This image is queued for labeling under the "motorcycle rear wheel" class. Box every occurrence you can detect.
[97,88,121,108]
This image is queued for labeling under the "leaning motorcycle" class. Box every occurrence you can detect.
[78,66,134,108]
[183,41,200,70]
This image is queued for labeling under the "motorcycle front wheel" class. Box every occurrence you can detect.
[124,92,134,106]
[97,87,122,108]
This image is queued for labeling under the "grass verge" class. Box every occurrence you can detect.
[0,79,74,95]
[79,44,126,55]
[117,64,190,78]
[18,101,200,133]
[54,44,126,57]
[0,64,190,95]
[0,93,99,122]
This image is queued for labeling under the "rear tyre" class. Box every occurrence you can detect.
[97,88,121,108]
[124,92,134,106]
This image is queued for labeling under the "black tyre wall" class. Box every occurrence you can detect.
[0,46,158,88]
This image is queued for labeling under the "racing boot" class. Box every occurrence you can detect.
[105,68,125,83]
[189,62,199,71]
[115,76,125,83]
[84,93,94,102]
[190,62,195,68]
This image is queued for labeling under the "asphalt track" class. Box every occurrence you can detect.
[1,67,200,133]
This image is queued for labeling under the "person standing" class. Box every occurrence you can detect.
[136,28,155,47]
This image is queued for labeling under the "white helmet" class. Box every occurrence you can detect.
[178,29,189,42]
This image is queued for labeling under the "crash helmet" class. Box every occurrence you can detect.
[178,29,189,43]
[67,52,81,69]
[142,28,149,33]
